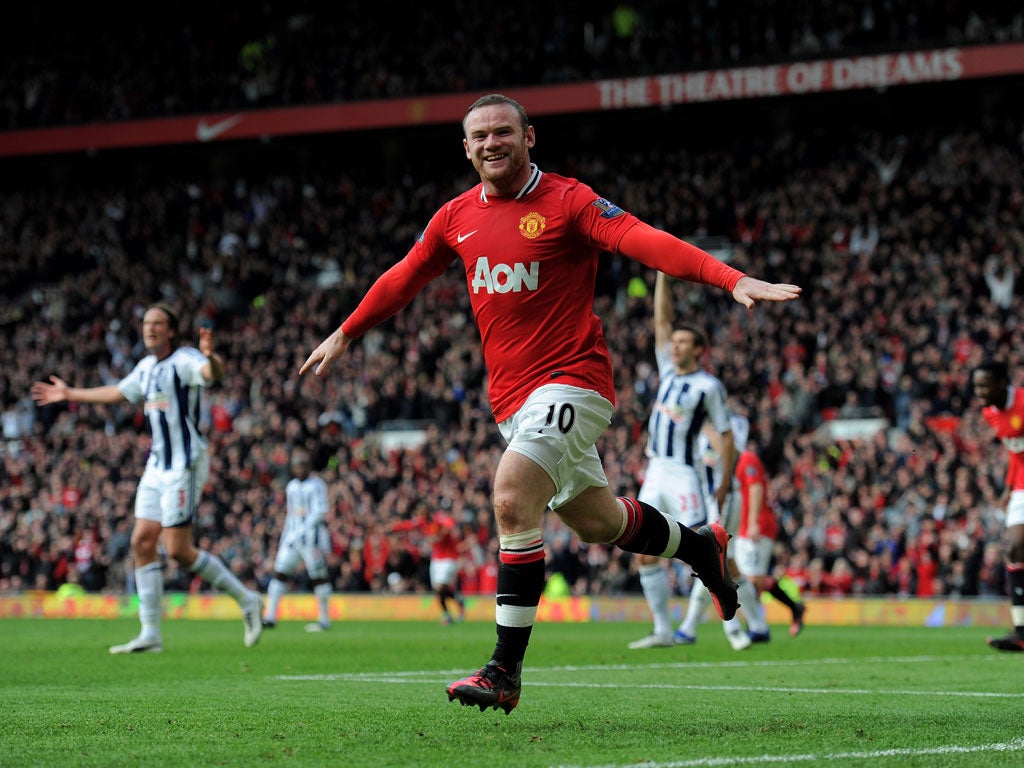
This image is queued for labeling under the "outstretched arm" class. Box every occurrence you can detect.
[619,222,801,306]
[300,250,446,377]
[30,376,125,406]
[301,327,355,377]
[731,275,801,308]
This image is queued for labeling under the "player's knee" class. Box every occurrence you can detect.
[130,530,159,558]
[492,493,538,532]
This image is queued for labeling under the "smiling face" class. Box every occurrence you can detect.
[462,103,535,195]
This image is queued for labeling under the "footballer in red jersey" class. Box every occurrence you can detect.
[301,93,802,712]
[973,359,1024,651]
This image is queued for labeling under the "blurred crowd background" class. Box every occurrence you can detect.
[2,2,1023,606]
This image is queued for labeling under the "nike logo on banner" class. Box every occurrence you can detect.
[456,230,478,243]
[196,114,244,142]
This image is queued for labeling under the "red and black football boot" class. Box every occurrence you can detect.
[446,660,522,715]
[693,523,738,621]
[987,632,1024,652]
[790,602,807,637]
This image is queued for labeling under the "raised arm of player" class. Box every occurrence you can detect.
[198,326,225,383]
[653,271,674,349]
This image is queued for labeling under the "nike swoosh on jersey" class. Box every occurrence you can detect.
[456,230,479,243]
[196,114,244,142]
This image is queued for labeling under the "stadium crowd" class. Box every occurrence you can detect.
[1,0,1021,130]
[2,89,1022,603]
[2,3,1023,608]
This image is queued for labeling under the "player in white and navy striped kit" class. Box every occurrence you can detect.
[263,448,334,632]
[32,303,263,653]
[629,272,739,649]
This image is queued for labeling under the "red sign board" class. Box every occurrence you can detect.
[2,43,1022,158]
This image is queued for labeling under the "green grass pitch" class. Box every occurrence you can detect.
[1,618,1021,768]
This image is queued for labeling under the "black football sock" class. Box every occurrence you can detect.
[613,497,707,563]
[492,529,545,670]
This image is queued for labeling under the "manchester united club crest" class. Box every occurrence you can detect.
[519,212,546,239]
[1012,414,1023,431]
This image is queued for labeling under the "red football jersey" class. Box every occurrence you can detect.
[343,166,741,421]
[982,385,1024,491]
[736,449,778,540]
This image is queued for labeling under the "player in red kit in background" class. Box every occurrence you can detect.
[300,93,801,713]
[393,507,468,624]
[734,437,805,641]
[972,359,1024,651]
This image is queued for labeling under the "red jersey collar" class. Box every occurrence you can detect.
[479,163,542,203]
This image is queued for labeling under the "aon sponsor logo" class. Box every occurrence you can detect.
[471,256,539,294]
[1002,436,1024,454]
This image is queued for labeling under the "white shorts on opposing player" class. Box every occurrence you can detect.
[639,457,708,529]
[134,452,210,527]
[499,384,614,510]
[272,523,331,580]
[733,536,774,578]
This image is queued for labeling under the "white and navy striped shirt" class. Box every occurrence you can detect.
[281,475,330,547]
[118,346,210,471]
[647,345,731,466]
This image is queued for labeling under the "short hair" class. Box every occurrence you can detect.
[463,94,530,135]
[973,358,1008,381]
[675,322,708,350]
[145,302,179,338]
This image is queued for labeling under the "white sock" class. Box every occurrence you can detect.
[135,561,164,640]
[723,616,745,634]
[314,582,332,626]
[1011,605,1024,629]
[189,550,252,604]
[680,579,710,637]
[738,578,769,633]
[265,578,287,622]
[638,563,672,637]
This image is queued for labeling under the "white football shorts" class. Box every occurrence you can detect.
[1007,490,1024,528]
[429,557,460,589]
[733,535,774,578]
[639,457,709,529]
[134,451,210,528]
[273,523,331,579]
[499,384,614,510]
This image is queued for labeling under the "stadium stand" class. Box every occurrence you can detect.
[1,1,1021,128]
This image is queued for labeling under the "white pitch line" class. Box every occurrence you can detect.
[274,652,999,681]
[526,681,1023,698]
[273,674,1023,698]
[552,737,1024,768]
